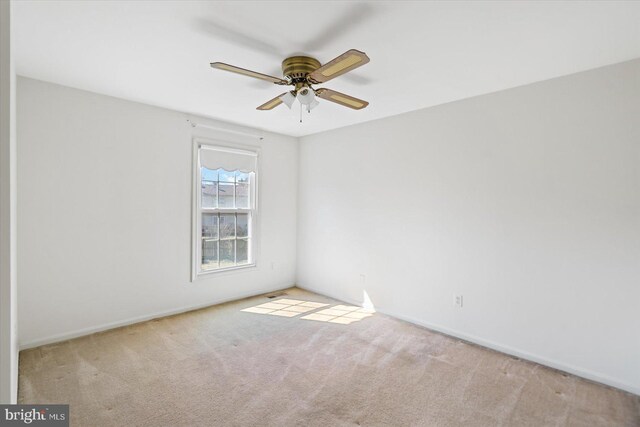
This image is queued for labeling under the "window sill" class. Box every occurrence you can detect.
[194,263,257,280]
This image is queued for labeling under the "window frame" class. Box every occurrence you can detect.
[191,139,260,280]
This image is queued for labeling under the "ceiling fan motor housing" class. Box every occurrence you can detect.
[282,56,321,83]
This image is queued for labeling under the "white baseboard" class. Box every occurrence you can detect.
[19,285,294,350]
[296,284,639,396]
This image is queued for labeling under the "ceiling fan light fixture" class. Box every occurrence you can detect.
[280,91,296,109]
[296,87,316,106]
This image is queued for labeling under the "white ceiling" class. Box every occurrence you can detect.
[14,1,640,137]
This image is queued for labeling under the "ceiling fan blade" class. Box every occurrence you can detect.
[307,49,370,84]
[256,93,288,110]
[210,62,288,85]
[315,88,369,110]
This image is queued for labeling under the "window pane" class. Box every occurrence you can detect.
[218,182,234,208]
[236,183,249,208]
[219,169,235,183]
[202,213,219,239]
[219,213,235,239]
[236,213,249,238]
[219,240,235,267]
[236,238,249,264]
[201,168,218,182]
[236,171,250,183]
[202,181,218,208]
[202,239,218,270]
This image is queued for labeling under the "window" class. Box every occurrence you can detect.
[194,143,257,276]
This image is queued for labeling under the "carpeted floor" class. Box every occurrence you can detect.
[19,287,640,426]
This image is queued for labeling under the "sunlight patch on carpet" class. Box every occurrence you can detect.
[241,298,374,324]
[241,299,327,317]
[301,305,374,324]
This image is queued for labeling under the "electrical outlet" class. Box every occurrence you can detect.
[453,294,463,308]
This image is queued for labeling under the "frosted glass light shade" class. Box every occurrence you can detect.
[279,91,296,109]
[296,87,316,106]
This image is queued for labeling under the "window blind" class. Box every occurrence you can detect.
[199,146,257,173]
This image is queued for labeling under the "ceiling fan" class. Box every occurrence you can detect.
[210,49,370,116]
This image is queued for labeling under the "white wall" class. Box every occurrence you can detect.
[297,59,640,395]
[17,77,298,347]
[0,0,18,404]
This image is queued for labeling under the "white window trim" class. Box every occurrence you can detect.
[191,139,260,281]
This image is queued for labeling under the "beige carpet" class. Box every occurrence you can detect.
[19,288,639,426]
